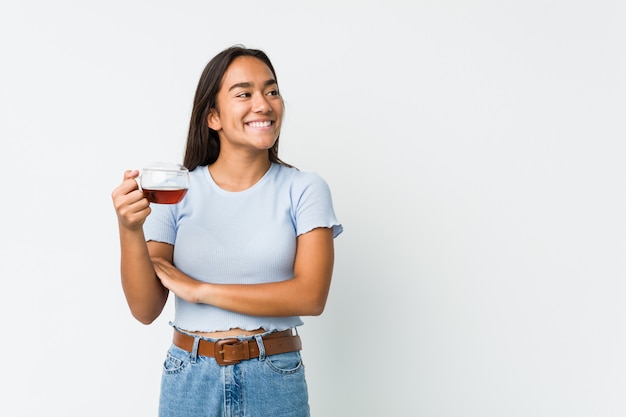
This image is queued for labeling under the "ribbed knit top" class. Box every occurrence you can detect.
[143,162,343,332]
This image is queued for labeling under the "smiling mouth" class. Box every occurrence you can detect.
[246,120,272,128]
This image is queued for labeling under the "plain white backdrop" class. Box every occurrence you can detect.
[1,1,624,416]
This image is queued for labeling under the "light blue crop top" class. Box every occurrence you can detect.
[143,162,343,332]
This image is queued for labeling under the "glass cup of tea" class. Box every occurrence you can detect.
[137,162,190,204]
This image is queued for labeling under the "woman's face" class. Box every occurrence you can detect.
[208,56,284,155]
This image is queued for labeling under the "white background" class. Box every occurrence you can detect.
[1,1,624,416]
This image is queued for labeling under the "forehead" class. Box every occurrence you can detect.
[221,56,275,88]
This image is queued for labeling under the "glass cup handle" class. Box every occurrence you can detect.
[135,175,142,191]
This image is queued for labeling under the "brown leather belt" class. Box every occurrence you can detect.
[173,329,302,366]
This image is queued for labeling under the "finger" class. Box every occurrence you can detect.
[112,171,141,200]
[112,186,145,211]
[124,170,142,192]
[123,171,141,193]
[126,193,150,211]
[115,180,142,202]
[114,193,151,225]
[123,169,140,180]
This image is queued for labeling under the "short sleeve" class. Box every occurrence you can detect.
[143,203,178,244]
[292,172,343,238]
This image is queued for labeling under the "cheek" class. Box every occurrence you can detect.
[273,106,284,121]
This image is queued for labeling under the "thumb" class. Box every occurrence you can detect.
[123,169,140,180]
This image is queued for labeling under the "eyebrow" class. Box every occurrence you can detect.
[228,79,277,92]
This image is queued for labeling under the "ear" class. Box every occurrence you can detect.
[207,109,221,131]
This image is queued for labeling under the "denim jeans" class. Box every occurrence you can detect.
[158,331,310,417]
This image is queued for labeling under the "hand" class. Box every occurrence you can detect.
[152,257,206,304]
[111,170,151,230]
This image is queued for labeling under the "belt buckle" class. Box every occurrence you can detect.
[214,338,241,366]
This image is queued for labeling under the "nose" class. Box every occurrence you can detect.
[252,93,272,113]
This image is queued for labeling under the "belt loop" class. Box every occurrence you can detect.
[190,336,200,363]
[254,334,266,361]
[242,340,250,360]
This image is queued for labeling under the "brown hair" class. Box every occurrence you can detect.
[183,45,292,171]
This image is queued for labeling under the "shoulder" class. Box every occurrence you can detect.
[190,165,207,178]
[272,163,329,189]
[270,164,335,208]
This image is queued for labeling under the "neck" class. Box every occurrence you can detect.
[209,154,271,192]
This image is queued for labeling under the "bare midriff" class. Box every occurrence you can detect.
[186,328,266,338]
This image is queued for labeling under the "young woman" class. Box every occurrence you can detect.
[111,45,343,416]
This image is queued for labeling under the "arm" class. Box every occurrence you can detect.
[112,170,170,324]
[152,226,335,317]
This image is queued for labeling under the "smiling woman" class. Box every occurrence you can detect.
[110,45,343,417]
[206,56,284,182]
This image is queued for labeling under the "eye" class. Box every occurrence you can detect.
[236,92,251,98]
[266,89,280,96]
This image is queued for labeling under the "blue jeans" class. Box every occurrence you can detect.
[158,331,310,417]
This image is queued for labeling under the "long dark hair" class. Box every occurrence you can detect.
[183,45,291,171]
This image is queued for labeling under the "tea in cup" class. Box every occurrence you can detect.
[138,162,189,204]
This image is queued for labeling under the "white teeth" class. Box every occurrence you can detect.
[247,121,271,128]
